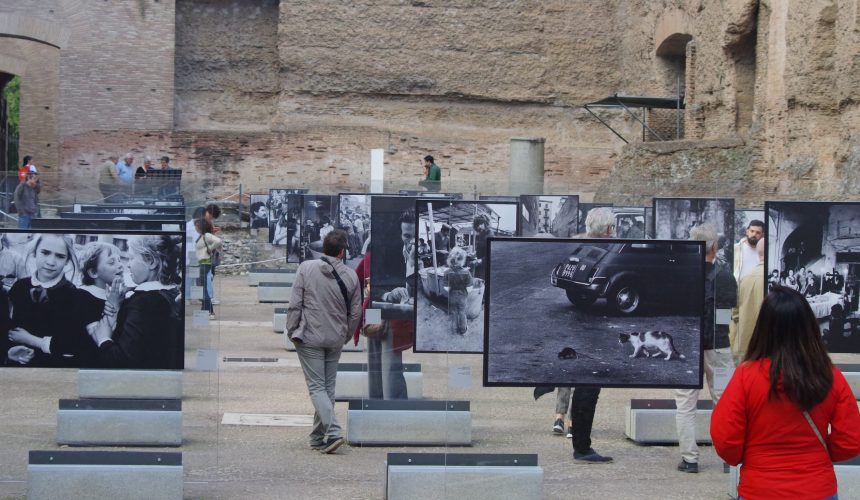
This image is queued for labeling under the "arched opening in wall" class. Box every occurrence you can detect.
[726,26,757,135]
[655,33,692,140]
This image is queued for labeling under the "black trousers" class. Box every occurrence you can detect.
[570,387,601,454]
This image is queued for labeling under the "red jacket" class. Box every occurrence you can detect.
[352,253,414,351]
[711,359,860,499]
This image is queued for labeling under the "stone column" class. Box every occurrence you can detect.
[508,137,545,195]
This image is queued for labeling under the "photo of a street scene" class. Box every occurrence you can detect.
[338,194,370,269]
[415,200,518,353]
[766,202,860,353]
[654,197,735,279]
[485,239,704,388]
[519,195,578,237]
[297,195,339,262]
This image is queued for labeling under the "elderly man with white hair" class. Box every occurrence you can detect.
[674,222,737,474]
[115,153,135,198]
[553,206,616,463]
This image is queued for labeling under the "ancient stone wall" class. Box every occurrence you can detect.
[174,0,279,131]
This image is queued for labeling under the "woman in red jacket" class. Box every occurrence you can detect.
[711,286,860,500]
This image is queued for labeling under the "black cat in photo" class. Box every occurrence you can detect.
[619,331,685,360]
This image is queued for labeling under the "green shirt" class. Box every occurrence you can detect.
[425,163,441,181]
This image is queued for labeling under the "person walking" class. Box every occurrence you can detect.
[287,229,361,453]
[419,154,442,191]
[711,287,860,499]
[13,172,39,229]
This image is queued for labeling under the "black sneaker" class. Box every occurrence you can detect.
[310,442,324,450]
[677,460,699,473]
[552,418,564,434]
[565,427,573,439]
[320,437,344,454]
[573,448,613,463]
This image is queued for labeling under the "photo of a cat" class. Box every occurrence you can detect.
[484,238,705,388]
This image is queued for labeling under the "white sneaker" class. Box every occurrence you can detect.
[211,298,220,305]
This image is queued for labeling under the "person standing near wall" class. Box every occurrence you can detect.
[419,154,441,191]
[13,172,39,229]
[287,230,361,454]
[115,153,135,198]
[733,238,765,364]
[98,154,120,201]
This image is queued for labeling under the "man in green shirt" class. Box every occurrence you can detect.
[420,155,441,191]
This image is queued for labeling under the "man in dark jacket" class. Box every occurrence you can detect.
[287,229,362,454]
[13,172,39,228]
[674,223,737,473]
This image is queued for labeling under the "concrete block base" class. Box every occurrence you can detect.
[27,451,182,500]
[335,363,422,400]
[347,400,471,446]
[273,308,287,333]
[78,370,182,399]
[386,453,541,500]
[248,268,296,286]
[258,282,291,303]
[57,399,182,447]
[625,399,712,445]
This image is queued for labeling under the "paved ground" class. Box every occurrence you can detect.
[1,274,857,499]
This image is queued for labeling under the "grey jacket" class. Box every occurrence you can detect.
[286,256,362,348]
[13,182,39,217]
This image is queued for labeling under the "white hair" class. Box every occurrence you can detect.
[689,223,718,252]
[124,152,134,160]
[585,207,615,238]
[144,155,152,163]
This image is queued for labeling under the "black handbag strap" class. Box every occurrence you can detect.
[321,256,350,319]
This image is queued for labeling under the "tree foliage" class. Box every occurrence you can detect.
[4,76,19,136]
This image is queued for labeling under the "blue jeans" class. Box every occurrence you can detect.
[294,342,343,444]
[199,263,213,313]
[206,268,215,301]
[366,325,407,400]
[17,215,31,228]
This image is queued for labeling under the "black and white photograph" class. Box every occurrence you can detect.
[484,238,705,387]
[765,201,860,353]
[268,189,303,262]
[577,203,612,234]
[519,195,578,237]
[613,207,647,239]
[414,200,518,353]
[1,230,185,370]
[735,208,764,244]
[249,194,269,231]
[338,193,371,269]
[298,195,339,262]
[653,197,735,278]
[370,196,419,321]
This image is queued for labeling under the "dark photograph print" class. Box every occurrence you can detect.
[485,238,704,388]
[338,193,371,269]
[298,195,339,262]
[370,196,419,320]
[414,200,518,353]
[519,195,579,238]
[1,230,184,370]
[249,194,269,231]
[654,197,735,279]
[766,201,860,353]
[268,190,303,262]
[613,207,647,239]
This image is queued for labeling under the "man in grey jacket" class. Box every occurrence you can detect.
[13,172,40,228]
[287,229,362,454]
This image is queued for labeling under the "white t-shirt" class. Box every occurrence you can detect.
[739,240,760,280]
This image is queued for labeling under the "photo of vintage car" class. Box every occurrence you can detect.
[550,241,704,315]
